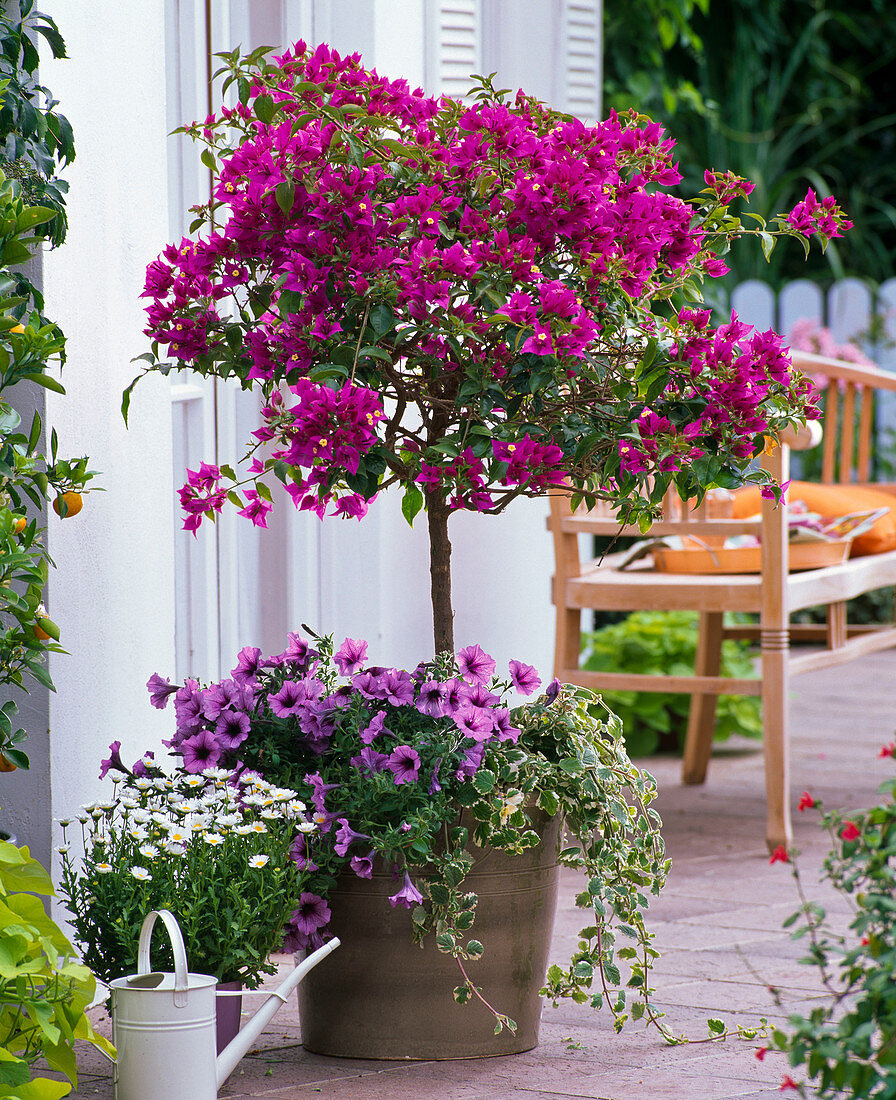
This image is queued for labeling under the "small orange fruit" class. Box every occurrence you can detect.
[12,516,26,534]
[52,491,83,518]
[33,623,51,641]
[9,323,25,335]
[0,752,17,772]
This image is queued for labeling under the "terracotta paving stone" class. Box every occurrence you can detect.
[64,652,895,1099]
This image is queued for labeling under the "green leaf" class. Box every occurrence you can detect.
[472,769,495,794]
[275,181,295,215]
[21,374,65,395]
[254,94,275,123]
[759,232,776,261]
[27,410,41,452]
[15,206,60,231]
[401,484,424,527]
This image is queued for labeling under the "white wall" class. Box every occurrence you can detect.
[37,2,177,866]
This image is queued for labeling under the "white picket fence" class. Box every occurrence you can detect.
[725,277,896,372]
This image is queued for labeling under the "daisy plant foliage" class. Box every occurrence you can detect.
[56,764,314,990]
[128,41,848,653]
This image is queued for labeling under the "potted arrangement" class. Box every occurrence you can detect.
[55,757,316,1051]
[124,40,847,1055]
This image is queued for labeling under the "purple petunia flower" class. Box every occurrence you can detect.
[350,746,389,775]
[389,871,423,909]
[306,772,341,814]
[456,741,486,779]
[146,673,178,710]
[99,740,127,780]
[214,709,251,750]
[429,759,442,794]
[289,892,331,935]
[457,644,496,685]
[350,851,374,879]
[509,659,542,696]
[360,710,388,744]
[203,678,254,719]
[180,729,223,773]
[387,745,421,785]
[289,832,318,872]
[269,680,309,717]
[334,818,372,857]
[334,637,368,675]
[493,709,521,743]
[231,646,262,686]
[544,677,561,703]
[174,679,206,736]
[382,669,414,707]
[454,704,496,742]
[416,680,449,718]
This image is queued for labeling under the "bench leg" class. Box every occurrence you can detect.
[682,611,723,785]
[554,604,581,680]
[762,629,792,851]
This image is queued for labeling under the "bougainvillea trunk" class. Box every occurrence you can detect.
[426,494,454,656]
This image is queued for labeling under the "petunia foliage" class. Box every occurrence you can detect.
[131,41,849,652]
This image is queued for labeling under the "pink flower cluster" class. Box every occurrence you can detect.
[786,188,853,239]
[139,40,840,533]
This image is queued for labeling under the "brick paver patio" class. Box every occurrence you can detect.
[67,651,892,1099]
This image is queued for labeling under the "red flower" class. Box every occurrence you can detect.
[797,791,815,812]
[880,743,895,758]
[755,1046,769,1061]
[780,1075,800,1091]
[768,845,789,864]
[840,821,861,842]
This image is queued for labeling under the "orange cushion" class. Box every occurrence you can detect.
[731,481,896,557]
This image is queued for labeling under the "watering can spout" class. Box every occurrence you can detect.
[215,937,340,1089]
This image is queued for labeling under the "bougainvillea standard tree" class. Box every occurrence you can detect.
[130,41,848,656]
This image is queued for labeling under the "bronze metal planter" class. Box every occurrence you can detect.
[298,813,562,1059]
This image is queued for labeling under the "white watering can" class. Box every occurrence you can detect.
[108,909,340,1100]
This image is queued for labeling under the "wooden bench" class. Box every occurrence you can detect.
[548,351,896,848]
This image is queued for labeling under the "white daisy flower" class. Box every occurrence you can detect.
[248,855,269,868]
[75,812,90,824]
[56,844,70,854]
[260,808,280,820]
[203,832,224,846]
[164,841,186,856]
[56,818,72,827]
[182,775,206,789]
[133,778,153,790]
[130,865,152,881]
[96,800,116,811]
[216,813,242,828]
[202,767,231,781]
[138,844,159,859]
[166,827,189,845]
[131,809,152,823]
[189,816,210,832]
[248,822,267,834]
[94,862,113,874]
[233,824,253,836]
[287,799,307,814]
[119,797,140,809]
[128,826,149,842]
[295,821,316,834]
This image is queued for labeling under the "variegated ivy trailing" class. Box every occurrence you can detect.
[129,40,848,655]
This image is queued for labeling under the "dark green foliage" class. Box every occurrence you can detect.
[0,1,74,257]
[604,0,896,287]
[582,611,762,757]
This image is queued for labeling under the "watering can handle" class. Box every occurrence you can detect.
[137,909,190,1008]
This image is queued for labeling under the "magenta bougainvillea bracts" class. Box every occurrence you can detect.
[131,41,849,650]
